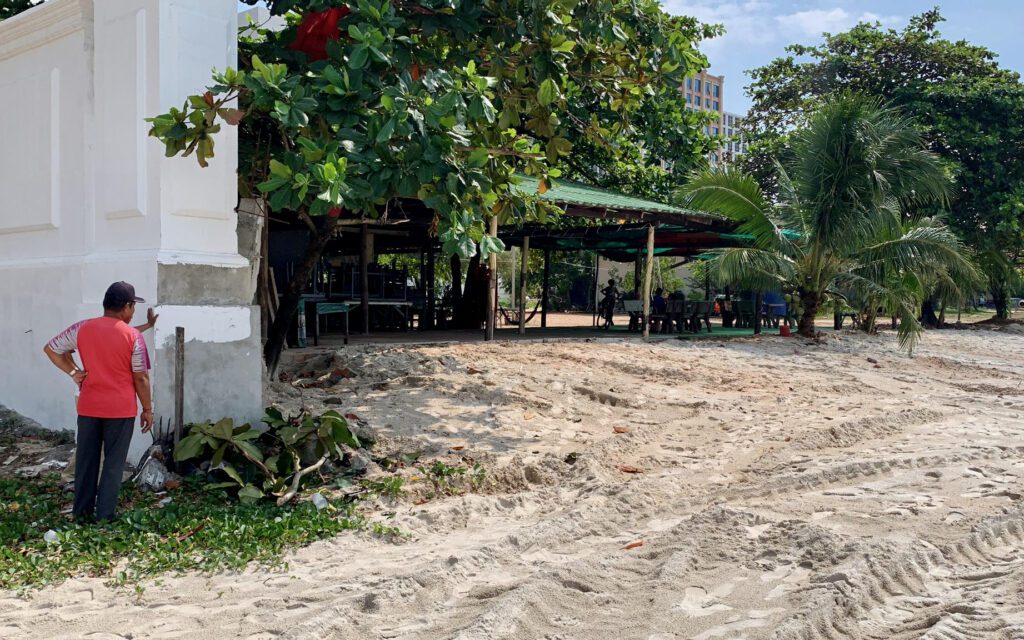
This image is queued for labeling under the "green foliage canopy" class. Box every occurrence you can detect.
[742,9,1024,313]
[679,95,978,351]
[149,0,715,260]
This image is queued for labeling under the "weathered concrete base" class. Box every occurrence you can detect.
[151,305,264,443]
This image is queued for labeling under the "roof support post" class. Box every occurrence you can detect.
[642,223,655,338]
[519,235,530,335]
[360,224,370,335]
[423,244,436,330]
[485,215,498,341]
[754,290,763,335]
[541,249,551,329]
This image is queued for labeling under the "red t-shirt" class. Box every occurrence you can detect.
[47,317,150,418]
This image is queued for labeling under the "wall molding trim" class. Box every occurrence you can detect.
[0,0,89,62]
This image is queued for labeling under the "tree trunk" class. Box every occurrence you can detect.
[797,290,819,337]
[920,297,939,329]
[450,254,462,309]
[264,213,340,377]
[992,284,1010,320]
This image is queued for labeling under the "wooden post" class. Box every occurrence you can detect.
[424,245,436,330]
[485,216,498,341]
[519,236,530,334]
[510,245,516,313]
[259,199,270,343]
[173,327,185,448]
[593,253,600,327]
[642,224,655,338]
[754,290,763,335]
[541,248,551,329]
[634,255,642,296]
[360,224,370,335]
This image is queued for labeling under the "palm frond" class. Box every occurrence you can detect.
[832,270,924,353]
[676,168,799,257]
[854,224,979,285]
[705,247,796,292]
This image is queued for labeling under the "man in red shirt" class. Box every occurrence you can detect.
[43,282,155,522]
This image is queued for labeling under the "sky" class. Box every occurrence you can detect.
[662,0,1024,114]
[239,1,1024,115]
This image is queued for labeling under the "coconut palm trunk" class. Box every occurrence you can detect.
[797,291,819,337]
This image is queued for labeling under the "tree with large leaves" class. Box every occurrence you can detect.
[148,0,714,373]
[743,9,1024,318]
[0,0,40,21]
[678,95,977,351]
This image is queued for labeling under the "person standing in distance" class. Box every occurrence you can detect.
[43,282,157,522]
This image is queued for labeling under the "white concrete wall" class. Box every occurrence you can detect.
[0,0,261,462]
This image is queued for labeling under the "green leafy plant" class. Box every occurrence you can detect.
[174,409,361,504]
[360,475,404,498]
[0,475,362,591]
[417,460,488,497]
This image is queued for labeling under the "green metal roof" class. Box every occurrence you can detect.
[512,175,717,219]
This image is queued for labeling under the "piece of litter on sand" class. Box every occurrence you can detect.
[623,540,644,550]
[43,530,58,544]
[311,493,329,510]
[2,455,17,466]
[613,426,631,434]
[617,465,643,474]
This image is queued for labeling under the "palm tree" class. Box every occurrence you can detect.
[677,94,977,351]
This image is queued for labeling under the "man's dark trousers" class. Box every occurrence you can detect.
[74,416,134,521]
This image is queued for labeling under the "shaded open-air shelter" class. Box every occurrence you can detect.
[268,177,764,343]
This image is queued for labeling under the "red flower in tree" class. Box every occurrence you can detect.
[289,7,351,61]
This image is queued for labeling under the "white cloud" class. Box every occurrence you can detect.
[661,1,902,65]
[782,8,900,38]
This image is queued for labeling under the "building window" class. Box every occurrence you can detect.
[713,127,719,135]
[714,100,720,110]
[686,93,691,103]
[695,79,702,92]
[687,78,692,90]
[714,85,720,98]
[695,96,701,107]
[706,84,711,95]
[704,126,709,134]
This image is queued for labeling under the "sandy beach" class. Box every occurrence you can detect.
[2,325,1024,639]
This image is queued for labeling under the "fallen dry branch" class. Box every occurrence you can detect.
[275,455,329,506]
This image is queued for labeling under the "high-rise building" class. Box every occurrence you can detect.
[682,71,748,164]
[722,111,750,162]
[683,70,725,140]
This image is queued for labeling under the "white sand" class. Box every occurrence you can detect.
[2,327,1024,639]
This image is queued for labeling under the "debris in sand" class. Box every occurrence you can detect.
[617,465,643,474]
[17,460,66,478]
[613,426,631,434]
[623,540,644,550]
